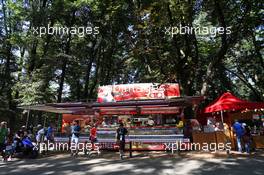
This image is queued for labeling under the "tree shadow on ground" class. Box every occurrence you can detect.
[0,151,263,175]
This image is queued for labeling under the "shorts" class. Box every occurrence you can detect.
[89,136,98,143]
[0,143,5,152]
[4,146,14,155]
[71,137,79,144]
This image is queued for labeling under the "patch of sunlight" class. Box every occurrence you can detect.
[131,167,156,174]
[10,168,26,173]
[19,163,49,169]
[161,160,173,166]
[78,158,109,165]
[172,160,204,175]
[88,163,134,174]
[203,158,224,163]
[222,161,239,165]
[61,170,87,175]
[57,160,73,164]
[254,170,264,175]
[68,172,87,175]
[43,171,55,175]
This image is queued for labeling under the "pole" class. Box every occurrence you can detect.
[220,110,224,123]
[129,141,132,158]
[26,109,30,128]
[44,115,47,128]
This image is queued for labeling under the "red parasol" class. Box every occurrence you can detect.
[204,92,264,113]
[203,92,264,122]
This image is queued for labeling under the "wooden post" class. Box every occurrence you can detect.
[214,131,218,151]
[129,141,132,158]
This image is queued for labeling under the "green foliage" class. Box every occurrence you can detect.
[0,0,263,127]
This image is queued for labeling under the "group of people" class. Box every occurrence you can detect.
[232,120,252,153]
[0,121,55,161]
[67,120,128,160]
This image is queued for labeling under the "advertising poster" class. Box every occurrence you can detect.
[97,83,180,102]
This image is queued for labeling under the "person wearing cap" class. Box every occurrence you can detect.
[116,123,128,160]
[0,122,8,159]
[36,124,45,144]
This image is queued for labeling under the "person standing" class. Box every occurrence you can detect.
[183,120,193,142]
[243,125,252,154]
[36,124,45,145]
[89,124,98,151]
[64,122,72,146]
[71,121,81,157]
[116,123,128,160]
[232,120,244,152]
[46,124,54,142]
[0,122,8,160]
[27,125,34,140]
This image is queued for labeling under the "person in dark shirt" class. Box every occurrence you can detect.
[243,125,252,154]
[71,121,81,157]
[46,124,54,142]
[183,120,193,142]
[116,123,128,160]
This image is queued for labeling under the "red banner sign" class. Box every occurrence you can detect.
[97,83,180,102]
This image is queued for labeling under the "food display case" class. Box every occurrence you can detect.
[55,127,188,151]
[97,127,188,150]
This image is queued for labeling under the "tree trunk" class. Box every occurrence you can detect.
[84,57,94,98]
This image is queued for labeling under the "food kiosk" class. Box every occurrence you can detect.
[58,83,204,150]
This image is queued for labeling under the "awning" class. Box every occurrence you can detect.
[203,92,264,113]
[94,97,203,115]
[18,96,204,115]
[18,102,94,115]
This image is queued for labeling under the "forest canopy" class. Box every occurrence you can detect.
[0,0,263,123]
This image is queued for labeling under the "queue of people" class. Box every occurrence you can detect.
[69,120,128,160]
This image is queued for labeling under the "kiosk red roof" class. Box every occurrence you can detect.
[204,92,264,113]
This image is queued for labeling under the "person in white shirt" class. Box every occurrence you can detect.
[36,125,45,144]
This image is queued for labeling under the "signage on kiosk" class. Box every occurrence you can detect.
[97,83,180,103]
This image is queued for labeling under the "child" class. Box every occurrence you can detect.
[3,134,14,162]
